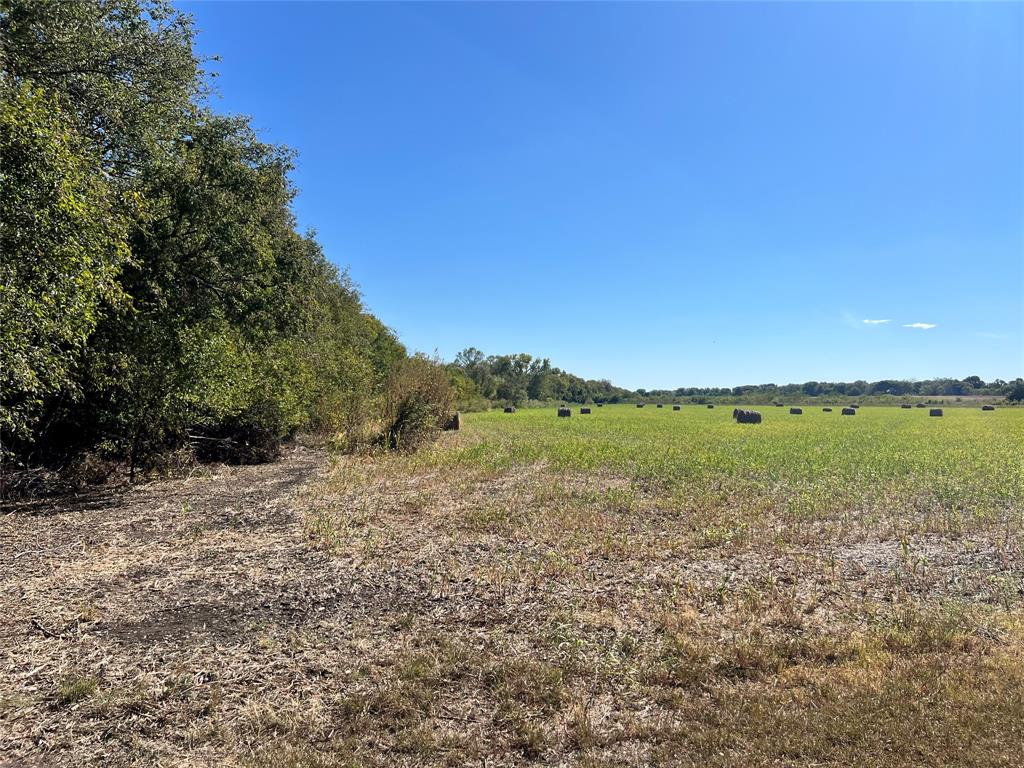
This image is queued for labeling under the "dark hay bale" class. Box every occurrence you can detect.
[444,412,461,431]
[673,405,681,411]
[901,404,912,409]
[916,403,926,408]
[597,403,604,407]
[503,406,516,413]
[734,409,762,424]
[636,403,644,408]
[982,405,995,411]
[775,403,784,407]
[580,407,592,414]
[657,404,663,408]
[841,408,856,416]
[929,408,943,417]
[557,407,571,418]
[822,407,833,412]
[850,404,860,409]
[790,407,803,415]
[707,404,714,409]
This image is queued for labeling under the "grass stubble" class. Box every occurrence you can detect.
[1,406,1021,766]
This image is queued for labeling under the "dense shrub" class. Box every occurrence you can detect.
[380,356,455,451]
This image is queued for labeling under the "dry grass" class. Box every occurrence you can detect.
[1,409,1022,766]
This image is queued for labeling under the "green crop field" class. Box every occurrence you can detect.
[441,405,1024,543]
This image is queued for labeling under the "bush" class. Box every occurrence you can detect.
[380,356,455,451]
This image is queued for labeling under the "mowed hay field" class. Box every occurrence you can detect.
[307,406,1024,767]
[3,406,1023,766]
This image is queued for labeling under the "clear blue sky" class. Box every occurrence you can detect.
[183,1,1023,389]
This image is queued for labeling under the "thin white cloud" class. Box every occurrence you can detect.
[862,318,891,325]
[903,322,937,330]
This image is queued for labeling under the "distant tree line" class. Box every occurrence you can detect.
[643,377,1023,403]
[449,349,1022,408]
[449,349,632,407]
[1,0,452,473]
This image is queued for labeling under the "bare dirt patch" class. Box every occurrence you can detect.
[0,444,345,764]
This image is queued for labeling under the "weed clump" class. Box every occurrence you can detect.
[380,356,455,451]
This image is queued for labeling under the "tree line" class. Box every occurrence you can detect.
[641,377,1023,403]
[448,349,1023,407]
[1,0,453,473]
[448,349,632,407]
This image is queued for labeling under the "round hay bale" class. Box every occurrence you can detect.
[444,412,461,430]
[597,403,604,407]
[929,408,943,417]
[916,403,926,408]
[775,402,784,407]
[580,407,592,414]
[790,407,803,415]
[673,405,681,411]
[734,409,762,424]
[707,404,714,409]
[636,403,644,408]
[503,406,516,413]
[982,405,995,411]
[557,407,571,418]
[841,408,856,416]
[901,404,912,409]
[657,403,663,408]
[850,404,860,409]
[822,407,833,412]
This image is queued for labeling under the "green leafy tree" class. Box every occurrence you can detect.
[1,0,202,178]
[0,84,131,450]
